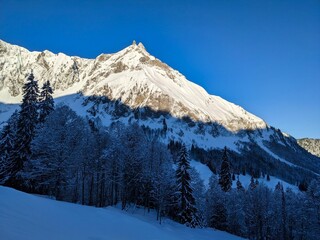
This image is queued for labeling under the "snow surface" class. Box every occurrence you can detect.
[232,174,298,192]
[0,186,242,240]
[190,160,298,191]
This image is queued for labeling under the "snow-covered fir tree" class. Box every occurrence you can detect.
[38,80,54,123]
[219,147,232,192]
[175,144,198,227]
[236,176,244,191]
[249,176,257,190]
[0,110,19,184]
[0,123,15,184]
[6,73,39,187]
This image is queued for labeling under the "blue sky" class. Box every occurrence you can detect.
[1,0,319,138]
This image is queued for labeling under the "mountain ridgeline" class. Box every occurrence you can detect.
[298,138,320,157]
[0,39,319,187]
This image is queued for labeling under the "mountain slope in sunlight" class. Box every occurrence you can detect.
[0,39,265,131]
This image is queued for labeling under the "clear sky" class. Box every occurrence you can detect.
[1,0,319,138]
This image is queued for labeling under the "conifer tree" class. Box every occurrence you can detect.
[7,73,39,186]
[38,80,54,123]
[219,147,232,192]
[162,118,167,132]
[267,174,270,181]
[249,176,257,190]
[0,124,15,183]
[176,144,198,227]
[236,176,244,191]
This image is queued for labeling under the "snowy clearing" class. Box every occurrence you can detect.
[0,186,242,240]
[190,159,298,191]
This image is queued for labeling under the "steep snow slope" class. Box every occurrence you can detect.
[0,186,242,240]
[0,39,265,131]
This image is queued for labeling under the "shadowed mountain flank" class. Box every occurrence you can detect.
[1,92,319,187]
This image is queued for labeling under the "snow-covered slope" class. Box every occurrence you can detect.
[0,186,242,240]
[190,160,299,191]
[0,39,265,131]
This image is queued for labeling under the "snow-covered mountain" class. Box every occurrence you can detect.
[298,138,320,157]
[0,39,265,131]
[0,39,319,186]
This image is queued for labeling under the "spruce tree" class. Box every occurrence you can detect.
[162,118,167,132]
[267,174,270,181]
[38,80,54,123]
[219,147,232,192]
[7,73,39,186]
[249,176,257,190]
[236,176,244,191]
[176,144,198,227]
[232,173,236,181]
[0,124,15,183]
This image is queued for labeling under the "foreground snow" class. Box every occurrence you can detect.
[0,186,242,240]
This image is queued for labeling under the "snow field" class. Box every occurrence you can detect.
[0,186,242,240]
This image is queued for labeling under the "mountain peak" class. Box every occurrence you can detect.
[137,42,145,50]
[131,40,145,49]
[126,41,147,54]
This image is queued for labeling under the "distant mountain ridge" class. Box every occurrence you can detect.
[298,138,320,157]
[0,39,319,187]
